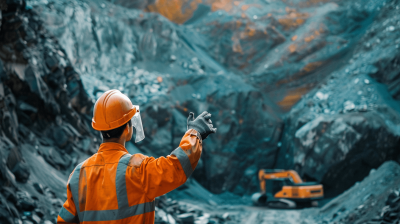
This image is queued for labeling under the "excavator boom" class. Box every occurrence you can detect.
[258,169,303,194]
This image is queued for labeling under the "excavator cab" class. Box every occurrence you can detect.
[252,169,324,208]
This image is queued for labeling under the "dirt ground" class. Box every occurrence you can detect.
[240,206,318,224]
[174,198,320,224]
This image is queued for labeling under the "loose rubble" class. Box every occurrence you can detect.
[367,192,400,224]
[154,196,243,224]
[315,161,400,224]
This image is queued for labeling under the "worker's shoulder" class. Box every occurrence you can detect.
[68,158,89,179]
[128,153,150,168]
[69,153,100,173]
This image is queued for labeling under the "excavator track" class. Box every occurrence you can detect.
[267,199,296,209]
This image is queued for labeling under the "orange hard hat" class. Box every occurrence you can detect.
[92,90,137,131]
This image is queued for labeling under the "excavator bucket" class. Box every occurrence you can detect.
[251,192,267,206]
[267,199,296,209]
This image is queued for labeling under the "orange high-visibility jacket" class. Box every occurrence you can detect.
[57,129,202,223]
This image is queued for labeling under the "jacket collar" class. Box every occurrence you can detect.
[98,142,129,153]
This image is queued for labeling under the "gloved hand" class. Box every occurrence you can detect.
[187,111,217,140]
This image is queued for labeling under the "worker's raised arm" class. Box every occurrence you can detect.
[137,129,202,199]
[126,111,216,200]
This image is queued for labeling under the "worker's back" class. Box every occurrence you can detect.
[70,142,157,223]
[58,129,203,224]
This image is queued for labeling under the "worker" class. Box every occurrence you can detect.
[57,89,216,223]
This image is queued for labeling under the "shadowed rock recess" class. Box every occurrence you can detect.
[0,0,400,223]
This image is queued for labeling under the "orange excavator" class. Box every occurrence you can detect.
[251,169,324,208]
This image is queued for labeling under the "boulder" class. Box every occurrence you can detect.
[177,213,195,223]
[1,187,18,204]
[32,183,44,195]
[7,147,30,183]
[0,85,19,144]
[0,144,17,188]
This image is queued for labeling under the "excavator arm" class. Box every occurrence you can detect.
[258,169,303,194]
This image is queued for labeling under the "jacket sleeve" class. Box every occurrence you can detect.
[57,172,79,223]
[132,129,203,200]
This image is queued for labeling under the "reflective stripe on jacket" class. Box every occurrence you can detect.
[57,129,202,223]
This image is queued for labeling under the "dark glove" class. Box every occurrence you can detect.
[187,111,217,140]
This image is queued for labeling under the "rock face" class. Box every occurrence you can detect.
[275,0,400,196]
[183,0,371,111]
[0,1,98,222]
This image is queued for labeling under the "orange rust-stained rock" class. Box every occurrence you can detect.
[236,20,242,28]
[278,16,307,30]
[241,27,256,38]
[147,0,202,24]
[296,18,305,25]
[146,0,252,23]
[288,44,297,53]
[208,0,234,12]
[304,35,315,42]
[298,0,330,7]
[212,19,286,70]
[277,87,310,110]
[278,18,294,29]
[302,61,323,72]
[241,5,249,10]
[278,8,308,30]
[242,3,262,11]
